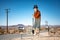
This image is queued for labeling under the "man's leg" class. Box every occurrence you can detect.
[33,19,37,35]
[35,19,40,35]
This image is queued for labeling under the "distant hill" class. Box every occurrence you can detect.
[17,24,25,27]
[0,24,25,29]
[0,24,60,29]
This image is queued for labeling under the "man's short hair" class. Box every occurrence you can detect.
[33,5,38,9]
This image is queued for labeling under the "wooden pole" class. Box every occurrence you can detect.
[5,9,9,33]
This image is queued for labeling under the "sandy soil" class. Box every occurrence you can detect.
[0,32,60,40]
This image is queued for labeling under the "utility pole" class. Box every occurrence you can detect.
[5,9,9,33]
[45,21,49,34]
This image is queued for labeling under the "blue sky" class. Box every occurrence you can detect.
[0,0,60,26]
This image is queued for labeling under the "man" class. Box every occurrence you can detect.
[33,5,41,35]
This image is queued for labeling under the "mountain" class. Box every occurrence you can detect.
[0,24,60,29]
[17,24,25,27]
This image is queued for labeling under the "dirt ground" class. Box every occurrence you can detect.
[0,32,60,40]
